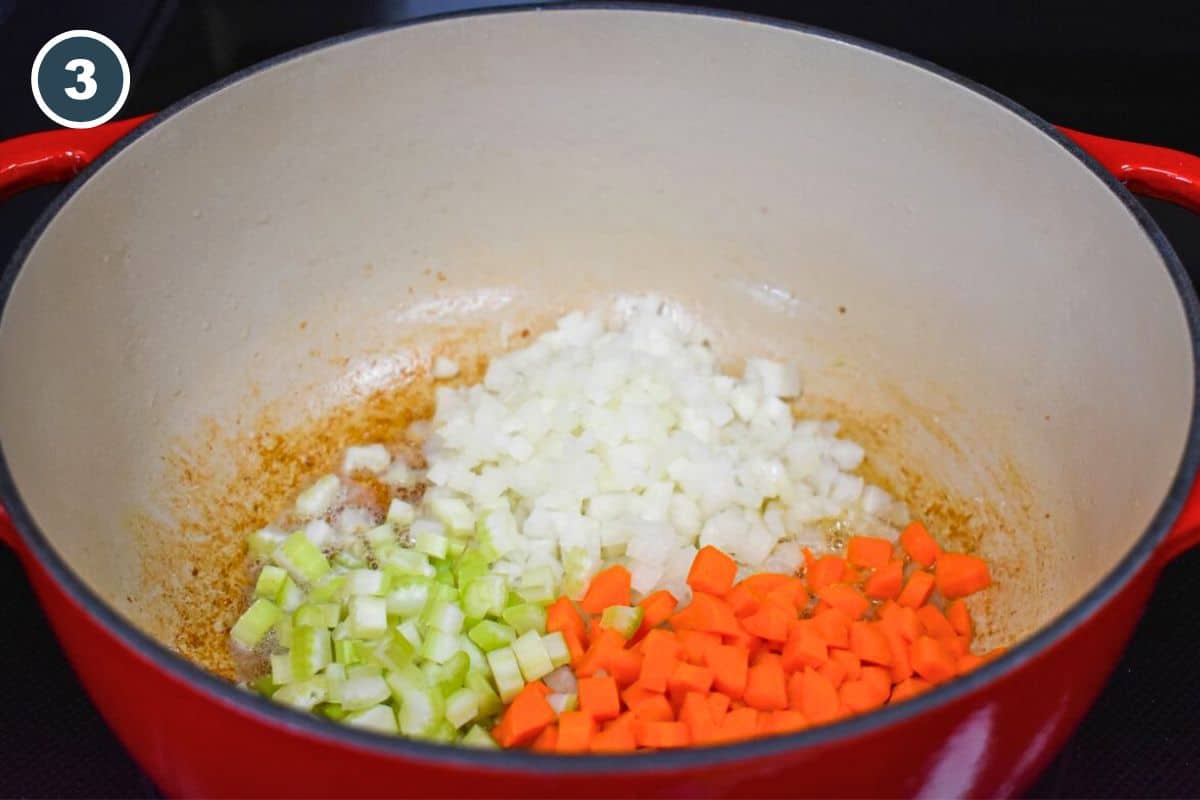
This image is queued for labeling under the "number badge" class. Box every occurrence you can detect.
[31,30,130,129]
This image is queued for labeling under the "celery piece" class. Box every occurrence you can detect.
[332,550,366,571]
[433,561,456,587]
[429,497,474,536]
[457,635,488,673]
[427,719,458,743]
[461,575,507,620]
[381,548,434,578]
[419,630,460,664]
[387,666,445,738]
[344,704,398,735]
[485,647,524,702]
[307,574,346,604]
[364,522,397,553]
[456,549,491,590]
[501,603,547,636]
[385,576,432,619]
[270,652,293,686]
[476,509,518,561]
[445,539,467,560]
[291,626,332,680]
[467,620,517,652]
[422,651,469,693]
[425,601,466,636]
[254,565,289,599]
[249,674,276,697]
[275,576,306,614]
[542,631,570,669]
[295,474,340,518]
[348,596,388,639]
[445,687,480,728]
[294,603,340,629]
[230,598,282,648]
[340,674,391,711]
[248,527,287,559]
[370,633,416,672]
[464,671,503,717]
[277,615,293,648]
[273,677,327,711]
[512,629,554,682]
[517,566,557,605]
[319,703,348,722]
[334,639,360,666]
[600,605,644,639]
[324,663,346,704]
[396,620,423,649]
[345,569,387,597]
[274,531,331,585]
[461,725,499,749]
[414,530,449,560]
[347,664,383,680]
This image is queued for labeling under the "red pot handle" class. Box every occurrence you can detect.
[0,119,1198,563]
[0,114,153,202]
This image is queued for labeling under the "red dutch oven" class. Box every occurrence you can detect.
[2,7,1200,797]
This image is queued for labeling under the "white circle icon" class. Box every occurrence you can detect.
[31,30,131,129]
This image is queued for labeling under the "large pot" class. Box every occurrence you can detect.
[2,7,1199,797]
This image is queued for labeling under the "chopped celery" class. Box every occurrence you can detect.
[414,530,449,560]
[334,639,360,666]
[249,674,277,697]
[427,719,458,743]
[324,663,346,703]
[270,652,293,685]
[274,531,331,585]
[542,631,571,668]
[433,561,456,587]
[476,509,519,562]
[332,550,366,571]
[396,619,423,649]
[319,703,348,722]
[277,615,293,648]
[387,666,445,737]
[461,575,506,620]
[230,598,282,648]
[275,576,306,613]
[347,664,383,680]
[465,671,503,717]
[344,704,398,734]
[485,646,524,702]
[345,569,387,597]
[455,549,490,590]
[386,576,432,618]
[248,527,287,559]
[370,633,416,672]
[501,603,547,636]
[461,725,499,749]
[273,677,327,711]
[420,630,460,664]
[422,651,469,692]
[348,596,388,639]
[290,626,332,680]
[381,548,434,578]
[294,603,340,629]
[457,635,488,673]
[445,687,480,728]
[429,497,474,535]
[254,565,289,599]
[600,605,644,639]
[364,522,397,553]
[445,539,467,559]
[517,566,557,604]
[340,674,391,711]
[512,629,554,682]
[424,600,465,635]
[562,546,598,597]
[294,474,340,518]
[467,620,517,652]
[307,574,346,604]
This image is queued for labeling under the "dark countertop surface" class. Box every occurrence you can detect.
[1,1,1198,796]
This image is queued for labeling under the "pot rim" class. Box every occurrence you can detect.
[2,2,1197,775]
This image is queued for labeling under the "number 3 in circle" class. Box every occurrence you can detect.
[64,58,97,101]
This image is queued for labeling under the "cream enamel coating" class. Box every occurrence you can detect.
[0,10,1192,674]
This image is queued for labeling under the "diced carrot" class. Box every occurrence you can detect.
[575,629,626,678]
[604,647,644,688]
[564,629,586,664]
[766,709,809,734]
[846,535,894,569]
[668,661,715,695]
[861,666,891,699]
[640,628,683,660]
[670,592,742,636]
[812,607,852,649]
[587,616,602,645]
[636,590,679,638]
[580,564,632,614]
[638,640,680,693]
[494,682,557,748]
[957,653,984,674]
[716,707,759,742]
[817,656,848,689]
[830,648,862,682]
[750,650,783,669]
[723,629,763,656]
[765,578,810,611]
[578,675,621,721]
[725,582,761,617]
[741,602,793,642]
[631,694,675,722]
[678,630,721,664]
[744,657,789,711]
[940,635,970,659]
[739,573,793,596]
[889,677,932,704]
[817,583,871,620]
[915,605,956,640]
[881,623,913,683]
[526,681,552,697]
[865,560,904,600]
[707,692,732,721]
[807,555,846,592]
[798,668,841,724]
[621,681,660,711]
[879,602,922,642]
[546,596,586,642]
[840,679,886,713]
[899,521,941,567]
[556,711,596,753]
[781,620,828,671]
[591,712,637,753]
[680,692,718,743]
[636,720,691,749]
[910,636,956,684]
[935,553,992,599]
[850,621,892,666]
[705,643,750,699]
[945,599,973,640]
[983,646,1008,662]
[896,571,936,609]
[687,545,739,596]
[532,724,559,752]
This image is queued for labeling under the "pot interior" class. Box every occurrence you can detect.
[0,9,1191,681]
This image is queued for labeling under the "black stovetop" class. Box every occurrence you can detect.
[1,1,1199,796]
